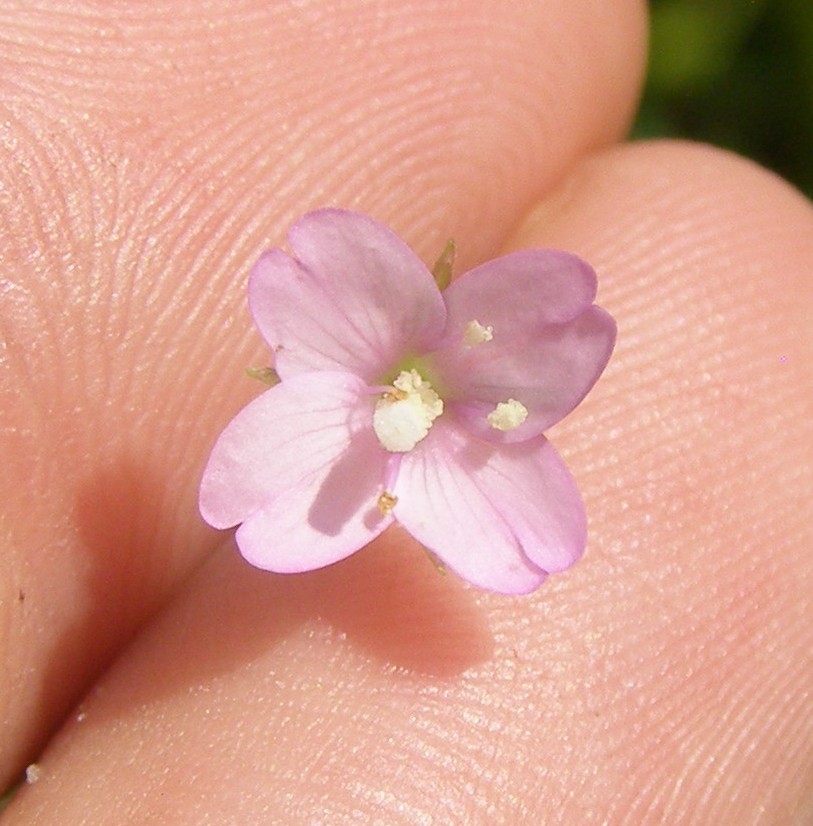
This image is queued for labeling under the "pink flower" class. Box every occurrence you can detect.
[199,209,615,594]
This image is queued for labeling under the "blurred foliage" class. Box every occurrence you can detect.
[635,0,813,197]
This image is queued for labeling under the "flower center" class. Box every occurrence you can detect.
[373,369,443,452]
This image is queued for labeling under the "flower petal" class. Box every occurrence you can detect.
[235,427,393,573]
[200,372,392,572]
[249,209,447,381]
[438,305,617,443]
[393,419,586,594]
[199,370,386,524]
[431,250,613,442]
[443,249,599,330]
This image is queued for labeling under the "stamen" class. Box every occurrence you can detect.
[487,399,528,431]
[463,320,493,346]
[377,491,398,516]
[383,388,408,402]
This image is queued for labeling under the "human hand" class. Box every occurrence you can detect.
[1,1,811,822]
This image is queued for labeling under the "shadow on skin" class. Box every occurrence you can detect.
[64,487,494,726]
[23,455,175,778]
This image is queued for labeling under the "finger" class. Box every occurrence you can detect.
[0,0,646,786]
[8,141,812,823]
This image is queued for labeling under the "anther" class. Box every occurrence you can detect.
[463,320,494,346]
[377,491,398,516]
[487,399,528,431]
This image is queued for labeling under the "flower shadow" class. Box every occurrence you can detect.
[163,527,493,689]
[30,453,197,765]
[308,430,384,535]
[315,527,495,676]
[67,454,494,721]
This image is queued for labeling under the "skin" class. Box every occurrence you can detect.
[1,0,811,822]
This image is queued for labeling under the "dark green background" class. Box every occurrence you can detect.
[635,0,813,197]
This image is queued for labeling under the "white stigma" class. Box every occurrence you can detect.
[487,399,528,431]
[463,319,494,346]
[373,369,443,452]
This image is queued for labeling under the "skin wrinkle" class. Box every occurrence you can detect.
[4,0,646,267]
[505,144,813,822]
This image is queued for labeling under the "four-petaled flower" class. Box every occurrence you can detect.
[199,209,616,594]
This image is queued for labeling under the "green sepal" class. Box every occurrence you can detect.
[431,239,455,290]
[245,366,280,385]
